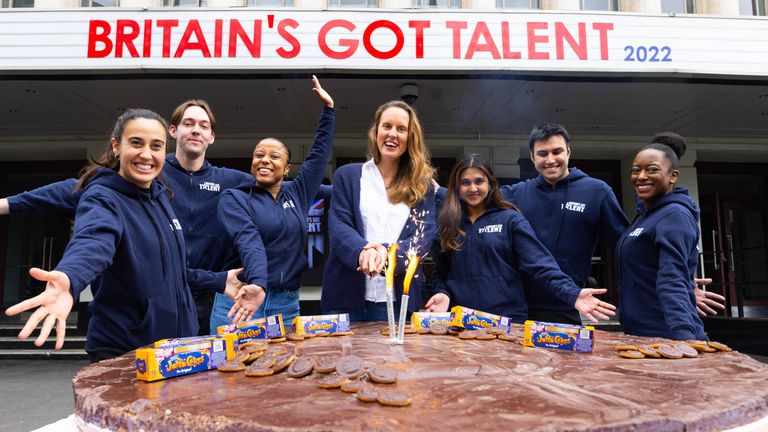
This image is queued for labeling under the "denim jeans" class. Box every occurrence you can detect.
[209,290,300,334]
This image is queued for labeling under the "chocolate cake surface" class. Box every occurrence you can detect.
[73,322,768,431]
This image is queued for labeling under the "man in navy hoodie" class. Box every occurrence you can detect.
[500,124,721,325]
[500,123,628,325]
[0,100,253,335]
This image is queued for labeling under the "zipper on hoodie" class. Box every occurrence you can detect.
[149,198,183,335]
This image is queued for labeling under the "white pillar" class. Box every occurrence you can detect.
[293,0,326,7]
[619,0,661,13]
[540,0,580,10]
[461,0,497,9]
[379,0,412,7]
[207,0,245,6]
[694,0,740,15]
[35,0,79,7]
[120,0,164,7]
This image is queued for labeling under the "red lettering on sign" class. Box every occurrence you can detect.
[318,19,358,60]
[445,21,467,59]
[277,19,300,59]
[527,22,549,60]
[501,22,521,59]
[465,21,500,59]
[592,22,613,60]
[555,22,586,60]
[115,20,140,58]
[228,20,261,58]
[362,20,403,60]
[156,20,179,58]
[409,20,430,59]
[213,19,223,58]
[175,19,211,58]
[87,20,112,58]
[142,19,152,57]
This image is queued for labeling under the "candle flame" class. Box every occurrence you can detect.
[385,243,398,294]
[403,248,420,296]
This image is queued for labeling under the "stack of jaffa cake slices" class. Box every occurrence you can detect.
[615,340,731,359]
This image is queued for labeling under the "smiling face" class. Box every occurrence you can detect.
[458,167,489,215]
[531,134,571,185]
[376,107,410,164]
[631,148,679,207]
[169,105,215,159]
[112,118,167,189]
[251,138,291,194]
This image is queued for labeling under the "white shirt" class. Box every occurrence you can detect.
[359,159,410,302]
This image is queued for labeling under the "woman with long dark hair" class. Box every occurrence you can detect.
[5,109,251,361]
[425,154,615,323]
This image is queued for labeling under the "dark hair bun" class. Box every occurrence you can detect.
[648,132,687,159]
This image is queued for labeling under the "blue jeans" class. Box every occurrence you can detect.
[209,290,300,334]
[325,300,401,322]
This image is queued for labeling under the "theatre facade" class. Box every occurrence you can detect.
[1,1,767,328]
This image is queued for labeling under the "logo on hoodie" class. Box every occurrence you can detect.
[283,199,296,210]
[478,224,503,234]
[171,219,182,231]
[563,201,586,213]
[199,182,220,192]
[629,228,644,237]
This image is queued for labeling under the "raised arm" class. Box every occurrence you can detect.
[291,76,335,210]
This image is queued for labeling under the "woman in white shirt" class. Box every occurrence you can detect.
[321,100,438,320]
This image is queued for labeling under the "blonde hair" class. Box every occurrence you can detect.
[367,100,435,207]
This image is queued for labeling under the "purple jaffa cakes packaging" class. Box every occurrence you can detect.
[523,320,595,353]
[216,313,285,343]
[292,314,350,335]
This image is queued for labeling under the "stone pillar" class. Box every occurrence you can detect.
[694,0,739,15]
[35,0,79,7]
[540,0,580,10]
[207,0,244,6]
[461,0,496,9]
[293,0,326,7]
[618,0,661,13]
[379,0,412,7]
[120,0,164,7]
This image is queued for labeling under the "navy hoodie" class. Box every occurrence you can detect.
[616,187,707,341]
[500,168,628,311]
[217,106,334,292]
[7,155,254,293]
[322,163,438,313]
[55,169,198,360]
[432,206,581,323]
[162,155,253,292]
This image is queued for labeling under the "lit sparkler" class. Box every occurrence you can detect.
[385,243,398,344]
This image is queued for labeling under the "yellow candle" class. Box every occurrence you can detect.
[403,250,420,296]
[385,244,398,293]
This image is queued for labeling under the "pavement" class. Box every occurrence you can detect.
[0,359,89,432]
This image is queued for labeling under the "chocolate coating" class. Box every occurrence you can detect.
[74,322,768,431]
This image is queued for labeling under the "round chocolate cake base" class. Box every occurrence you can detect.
[73,322,768,431]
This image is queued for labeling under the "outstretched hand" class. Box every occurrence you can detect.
[573,288,616,323]
[424,293,450,312]
[693,278,725,317]
[312,75,334,108]
[227,284,266,324]
[5,267,74,349]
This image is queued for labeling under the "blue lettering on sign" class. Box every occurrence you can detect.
[624,45,671,62]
